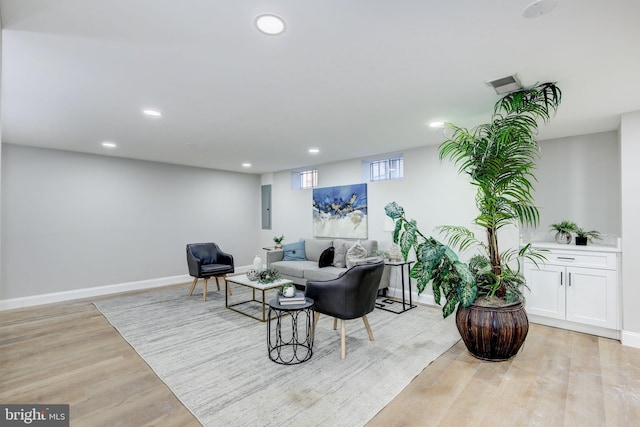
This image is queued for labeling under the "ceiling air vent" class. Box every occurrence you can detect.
[486,74,523,95]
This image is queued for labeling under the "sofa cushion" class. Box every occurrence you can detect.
[333,239,348,268]
[346,240,368,268]
[270,260,317,277]
[319,246,335,268]
[304,239,333,262]
[283,241,306,261]
[332,239,378,266]
[304,266,346,282]
[359,240,378,256]
[201,263,234,275]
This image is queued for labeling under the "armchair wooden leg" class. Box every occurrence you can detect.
[362,315,374,341]
[313,312,320,328]
[224,276,233,296]
[333,317,338,330]
[341,320,346,360]
[203,278,208,302]
[215,276,221,291]
[188,277,198,296]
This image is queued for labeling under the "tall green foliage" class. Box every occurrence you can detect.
[386,82,561,317]
[385,202,477,318]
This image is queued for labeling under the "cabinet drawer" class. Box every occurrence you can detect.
[545,252,617,270]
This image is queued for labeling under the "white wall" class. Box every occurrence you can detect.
[266,136,624,263]
[1,144,261,300]
[262,144,480,303]
[264,131,624,306]
[0,17,3,302]
[2,126,631,341]
[536,131,621,236]
[263,144,479,253]
[620,111,640,345]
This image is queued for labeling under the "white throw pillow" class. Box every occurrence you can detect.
[346,241,368,268]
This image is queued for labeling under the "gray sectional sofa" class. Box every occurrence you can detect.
[266,238,389,290]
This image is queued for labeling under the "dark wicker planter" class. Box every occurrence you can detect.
[455,301,529,361]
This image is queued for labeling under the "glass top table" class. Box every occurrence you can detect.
[225,274,294,322]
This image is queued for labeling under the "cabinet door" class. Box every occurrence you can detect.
[523,263,566,320]
[566,267,618,329]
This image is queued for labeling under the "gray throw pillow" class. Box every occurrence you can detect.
[333,242,347,268]
[346,241,368,268]
[304,239,333,262]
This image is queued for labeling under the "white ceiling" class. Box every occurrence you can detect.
[1,0,639,174]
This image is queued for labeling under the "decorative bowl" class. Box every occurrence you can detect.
[246,268,260,281]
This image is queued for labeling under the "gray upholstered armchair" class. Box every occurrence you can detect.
[186,242,234,302]
[305,261,385,359]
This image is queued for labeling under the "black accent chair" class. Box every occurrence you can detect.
[305,261,385,359]
[186,243,234,302]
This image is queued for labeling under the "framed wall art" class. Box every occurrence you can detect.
[312,183,367,238]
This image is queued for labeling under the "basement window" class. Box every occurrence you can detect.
[367,156,404,181]
[292,169,318,189]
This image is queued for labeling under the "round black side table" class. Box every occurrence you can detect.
[267,297,314,365]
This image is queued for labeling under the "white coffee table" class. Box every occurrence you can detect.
[225,274,294,322]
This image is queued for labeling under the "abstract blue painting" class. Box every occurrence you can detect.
[312,183,367,238]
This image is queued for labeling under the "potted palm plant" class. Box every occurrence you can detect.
[386,82,561,361]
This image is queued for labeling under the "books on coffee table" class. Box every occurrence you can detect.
[278,291,306,305]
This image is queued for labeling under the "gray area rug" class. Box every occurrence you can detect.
[94,286,460,427]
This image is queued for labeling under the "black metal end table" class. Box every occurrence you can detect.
[267,297,314,365]
[376,260,418,314]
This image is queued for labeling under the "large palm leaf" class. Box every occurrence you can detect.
[439,82,561,295]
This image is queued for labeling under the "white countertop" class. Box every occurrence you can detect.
[521,241,621,253]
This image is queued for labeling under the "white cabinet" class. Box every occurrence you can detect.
[523,246,620,337]
[523,263,566,320]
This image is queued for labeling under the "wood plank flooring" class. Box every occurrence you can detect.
[2,285,639,426]
[366,324,640,427]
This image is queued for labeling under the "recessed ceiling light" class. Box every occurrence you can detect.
[242,163,252,168]
[308,148,320,154]
[102,142,117,148]
[143,109,162,117]
[429,121,445,128]
[255,14,286,35]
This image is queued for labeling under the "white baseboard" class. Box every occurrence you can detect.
[386,287,640,348]
[0,274,192,311]
[621,330,640,349]
[386,286,437,307]
[527,314,621,340]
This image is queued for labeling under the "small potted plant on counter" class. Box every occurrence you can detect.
[550,220,577,244]
[574,227,602,245]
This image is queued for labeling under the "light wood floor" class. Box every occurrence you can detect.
[2,285,639,427]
